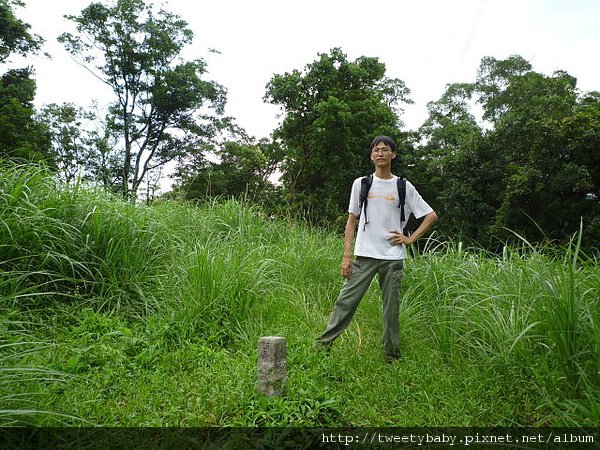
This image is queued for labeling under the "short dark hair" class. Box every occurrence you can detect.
[370,135,397,152]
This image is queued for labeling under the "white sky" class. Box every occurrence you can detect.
[8,0,600,138]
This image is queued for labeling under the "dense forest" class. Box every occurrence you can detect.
[1,0,600,434]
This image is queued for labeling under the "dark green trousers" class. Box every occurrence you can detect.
[316,256,404,358]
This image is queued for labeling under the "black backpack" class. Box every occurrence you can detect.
[359,174,406,228]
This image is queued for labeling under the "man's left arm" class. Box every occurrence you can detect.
[388,210,438,246]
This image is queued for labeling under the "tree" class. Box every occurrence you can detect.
[0,0,43,63]
[483,68,587,243]
[413,82,491,242]
[58,0,226,199]
[175,136,284,206]
[37,102,125,190]
[416,55,600,250]
[0,68,52,163]
[37,103,94,183]
[0,1,51,164]
[265,48,412,226]
[475,55,532,123]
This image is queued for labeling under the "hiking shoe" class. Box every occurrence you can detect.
[385,354,401,364]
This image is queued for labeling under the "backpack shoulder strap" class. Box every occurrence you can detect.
[359,174,373,208]
[359,174,373,230]
[396,176,406,222]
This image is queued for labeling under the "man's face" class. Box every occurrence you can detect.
[370,142,396,166]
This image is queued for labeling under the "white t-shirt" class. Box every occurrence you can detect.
[348,174,433,260]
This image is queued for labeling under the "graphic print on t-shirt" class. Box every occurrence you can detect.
[367,193,396,202]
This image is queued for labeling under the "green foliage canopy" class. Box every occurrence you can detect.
[175,137,284,208]
[0,1,50,164]
[58,0,227,199]
[265,48,412,226]
[0,0,43,63]
[0,69,51,163]
[414,55,600,250]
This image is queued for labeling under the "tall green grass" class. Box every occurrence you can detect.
[1,163,599,426]
[0,306,82,425]
[401,235,600,424]
[1,164,176,312]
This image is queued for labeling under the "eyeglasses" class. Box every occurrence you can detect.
[371,147,392,154]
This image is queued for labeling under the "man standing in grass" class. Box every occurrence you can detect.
[315,135,438,362]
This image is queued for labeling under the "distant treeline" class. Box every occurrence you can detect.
[1,1,598,251]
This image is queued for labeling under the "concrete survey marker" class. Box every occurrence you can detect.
[257,336,287,396]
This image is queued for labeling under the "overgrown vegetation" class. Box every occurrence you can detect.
[2,164,599,426]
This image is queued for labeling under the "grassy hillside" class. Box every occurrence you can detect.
[1,164,599,426]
